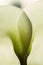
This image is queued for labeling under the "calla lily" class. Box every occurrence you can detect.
[0,0,43,65]
[0,6,32,65]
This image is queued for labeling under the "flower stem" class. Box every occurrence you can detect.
[20,58,27,65]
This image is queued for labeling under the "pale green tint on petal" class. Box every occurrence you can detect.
[18,12,32,58]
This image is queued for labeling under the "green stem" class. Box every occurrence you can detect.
[20,58,27,65]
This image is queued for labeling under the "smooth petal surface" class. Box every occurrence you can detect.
[24,1,43,65]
